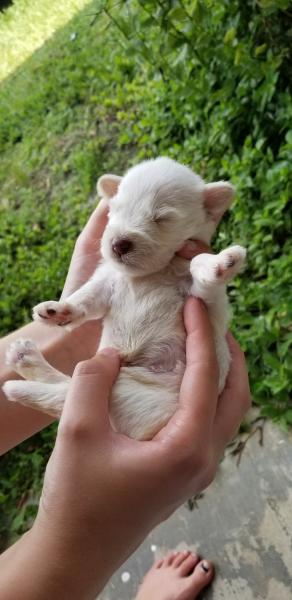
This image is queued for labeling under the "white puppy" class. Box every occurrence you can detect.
[4,157,246,440]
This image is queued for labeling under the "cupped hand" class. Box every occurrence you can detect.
[61,199,109,297]
[60,200,109,362]
[31,298,250,598]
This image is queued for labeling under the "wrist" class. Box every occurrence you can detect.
[24,320,101,375]
[0,525,98,600]
[31,490,158,600]
[0,319,101,453]
[28,514,116,599]
[2,319,100,376]
[14,320,85,376]
[0,322,80,454]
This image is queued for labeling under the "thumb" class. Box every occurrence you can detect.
[60,348,120,436]
[158,298,218,446]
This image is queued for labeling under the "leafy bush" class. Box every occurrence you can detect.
[97,0,292,422]
[0,0,291,544]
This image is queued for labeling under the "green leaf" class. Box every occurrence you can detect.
[224,27,236,44]
[284,410,292,424]
[255,43,267,56]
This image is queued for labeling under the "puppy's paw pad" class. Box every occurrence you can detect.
[215,246,246,280]
[6,339,41,369]
[33,301,80,326]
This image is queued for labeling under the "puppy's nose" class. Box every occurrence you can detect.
[112,238,133,257]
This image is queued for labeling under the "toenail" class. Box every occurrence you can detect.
[201,561,209,573]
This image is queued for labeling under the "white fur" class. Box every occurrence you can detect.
[3,157,246,440]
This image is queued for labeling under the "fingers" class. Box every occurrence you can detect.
[59,348,120,439]
[62,200,109,297]
[75,199,109,255]
[213,332,251,451]
[161,297,219,445]
[176,240,211,260]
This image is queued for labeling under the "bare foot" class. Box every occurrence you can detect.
[135,550,214,600]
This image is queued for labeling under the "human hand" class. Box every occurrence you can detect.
[61,199,109,297]
[177,239,211,260]
[25,298,250,599]
[58,200,109,364]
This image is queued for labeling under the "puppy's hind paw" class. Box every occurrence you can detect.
[190,245,246,294]
[6,338,41,370]
[215,245,246,281]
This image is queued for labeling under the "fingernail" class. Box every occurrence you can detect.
[201,561,209,573]
[99,347,119,357]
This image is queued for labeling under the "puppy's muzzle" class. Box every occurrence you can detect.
[112,238,133,258]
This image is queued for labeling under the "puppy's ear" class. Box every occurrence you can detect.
[97,174,122,200]
[203,181,235,224]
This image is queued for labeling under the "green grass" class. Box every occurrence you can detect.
[0,0,291,546]
[0,0,92,82]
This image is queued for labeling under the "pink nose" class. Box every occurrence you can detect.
[112,238,133,257]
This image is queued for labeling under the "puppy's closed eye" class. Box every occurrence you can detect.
[152,209,177,225]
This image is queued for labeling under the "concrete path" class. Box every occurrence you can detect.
[99,420,292,599]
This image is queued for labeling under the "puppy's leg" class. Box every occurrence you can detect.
[4,338,70,415]
[190,245,246,391]
[33,271,111,329]
[190,245,246,328]
[3,380,68,418]
[6,338,70,383]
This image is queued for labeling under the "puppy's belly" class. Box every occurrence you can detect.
[110,362,185,440]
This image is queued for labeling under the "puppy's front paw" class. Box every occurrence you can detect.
[33,300,84,326]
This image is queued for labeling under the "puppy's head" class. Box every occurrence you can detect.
[98,157,234,276]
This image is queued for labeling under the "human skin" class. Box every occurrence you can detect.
[0,297,251,599]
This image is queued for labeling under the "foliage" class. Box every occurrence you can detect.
[0,0,91,82]
[0,0,291,544]
[97,0,292,423]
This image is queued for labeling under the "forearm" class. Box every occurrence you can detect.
[0,522,127,600]
[0,320,101,454]
[0,529,92,600]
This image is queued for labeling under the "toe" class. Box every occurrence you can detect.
[164,552,177,566]
[186,560,214,595]
[153,558,164,569]
[178,552,200,576]
[172,551,191,568]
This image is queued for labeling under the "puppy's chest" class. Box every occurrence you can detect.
[102,269,191,357]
